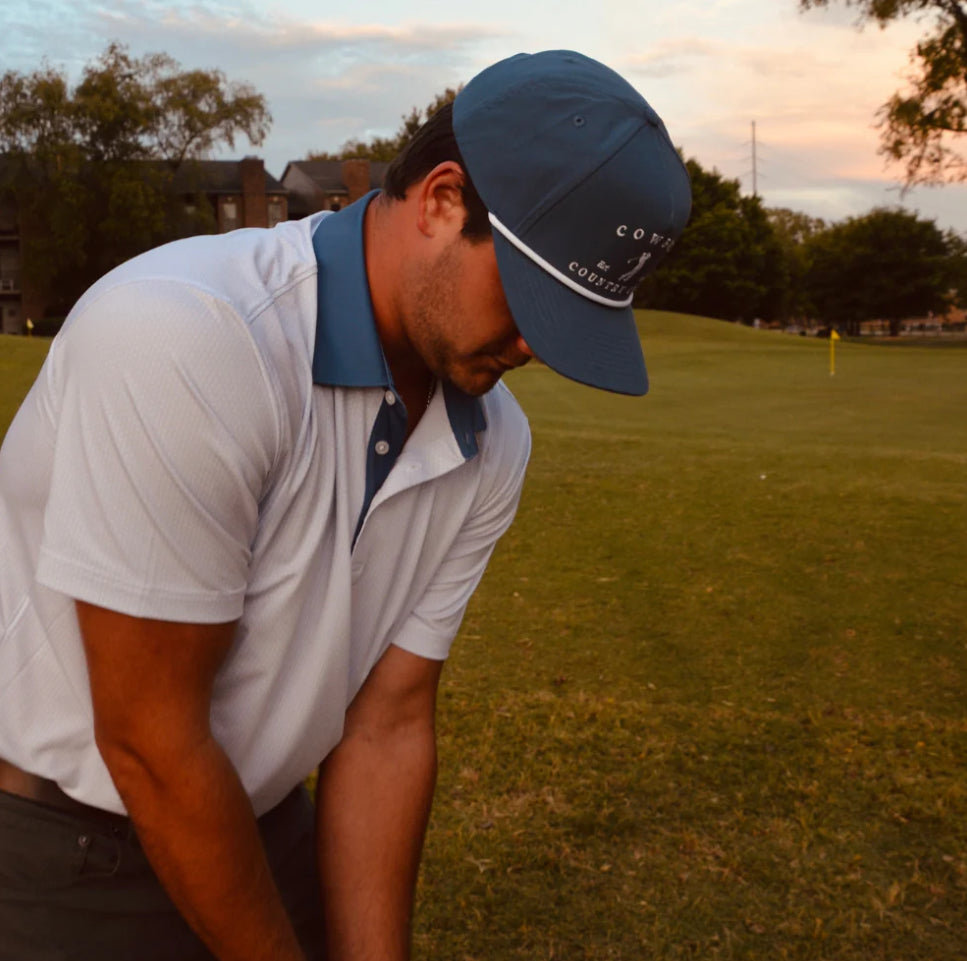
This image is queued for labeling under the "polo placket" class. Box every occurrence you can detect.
[310,192,487,550]
[352,386,475,550]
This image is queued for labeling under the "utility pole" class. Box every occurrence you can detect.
[751,120,758,198]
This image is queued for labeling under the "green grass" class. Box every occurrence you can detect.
[3,319,965,958]
[0,335,49,440]
[417,314,966,960]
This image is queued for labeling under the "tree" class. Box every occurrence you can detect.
[803,207,955,334]
[308,87,461,162]
[800,0,967,184]
[0,43,271,309]
[636,158,787,323]
[939,224,967,297]
[767,207,827,321]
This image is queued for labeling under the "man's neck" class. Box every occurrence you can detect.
[363,193,434,433]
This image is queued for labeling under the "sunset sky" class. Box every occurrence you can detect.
[6,0,967,232]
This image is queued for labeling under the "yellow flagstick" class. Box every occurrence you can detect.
[829,329,840,376]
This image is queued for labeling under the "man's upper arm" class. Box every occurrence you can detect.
[37,285,279,625]
[76,601,237,762]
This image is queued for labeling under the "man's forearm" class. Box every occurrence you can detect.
[103,735,307,961]
[315,721,437,960]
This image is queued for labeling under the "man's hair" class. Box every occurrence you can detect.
[383,102,491,241]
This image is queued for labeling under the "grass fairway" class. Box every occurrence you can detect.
[0,335,49,440]
[2,319,965,958]
[417,314,966,960]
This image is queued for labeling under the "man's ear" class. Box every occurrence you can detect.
[415,161,468,238]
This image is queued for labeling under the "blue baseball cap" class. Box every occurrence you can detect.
[453,50,692,395]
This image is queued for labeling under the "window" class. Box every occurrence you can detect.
[0,248,20,290]
[1,303,20,334]
[221,199,239,233]
[268,199,284,228]
[0,200,17,233]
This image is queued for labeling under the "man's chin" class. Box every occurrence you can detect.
[453,373,502,397]
[441,365,503,397]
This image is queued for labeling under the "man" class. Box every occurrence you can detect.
[0,50,691,960]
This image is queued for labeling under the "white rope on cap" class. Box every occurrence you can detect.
[489,212,634,309]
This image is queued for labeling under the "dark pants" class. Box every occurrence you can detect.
[0,785,326,961]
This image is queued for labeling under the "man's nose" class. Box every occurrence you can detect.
[514,336,535,361]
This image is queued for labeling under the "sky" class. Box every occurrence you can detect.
[6,0,967,233]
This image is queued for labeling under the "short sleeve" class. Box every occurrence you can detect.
[36,281,280,623]
[391,387,531,660]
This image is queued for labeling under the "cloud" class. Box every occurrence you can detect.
[9,1,507,172]
[1,0,101,72]
[252,51,486,170]
[764,175,967,233]
[634,15,925,191]
[88,0,508,66]
[7,0,967,232]
[620,38,721,78]
[276,60,466,160]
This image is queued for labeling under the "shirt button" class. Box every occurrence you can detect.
[385,390,397,405]
[374,440,390,455]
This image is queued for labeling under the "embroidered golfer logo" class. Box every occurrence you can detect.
[618,251,652,283]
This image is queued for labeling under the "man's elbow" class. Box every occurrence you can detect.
[323,714,438,788]
[92,714,213,800]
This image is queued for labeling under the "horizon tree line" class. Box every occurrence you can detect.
[3,40,967,333]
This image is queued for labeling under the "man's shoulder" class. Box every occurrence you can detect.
[478,381,531,465]
[483,380,529,428]
[59,219,321,408]
[74,218,319,326]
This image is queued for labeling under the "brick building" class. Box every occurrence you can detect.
[0,189,22,334]
[171,157,288,232]
[0,157,288,335]
[280,159,388,219]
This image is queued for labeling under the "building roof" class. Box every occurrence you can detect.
[0,155,286,196]
[283,160,389,193]
[169,159,286,195]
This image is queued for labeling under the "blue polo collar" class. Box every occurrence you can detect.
[310,191,485,458]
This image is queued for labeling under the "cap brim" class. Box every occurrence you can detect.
[492,231,649,396]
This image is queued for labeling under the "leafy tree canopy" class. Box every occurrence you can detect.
[767,207,827,247]
[308,88,461,162]
[0,42,271,308]
[800,0,967,184]
[637,158,788,323]
[802,206,957,333]
[1,42,270,166]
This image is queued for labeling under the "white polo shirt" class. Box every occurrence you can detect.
[0,194,531,816]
